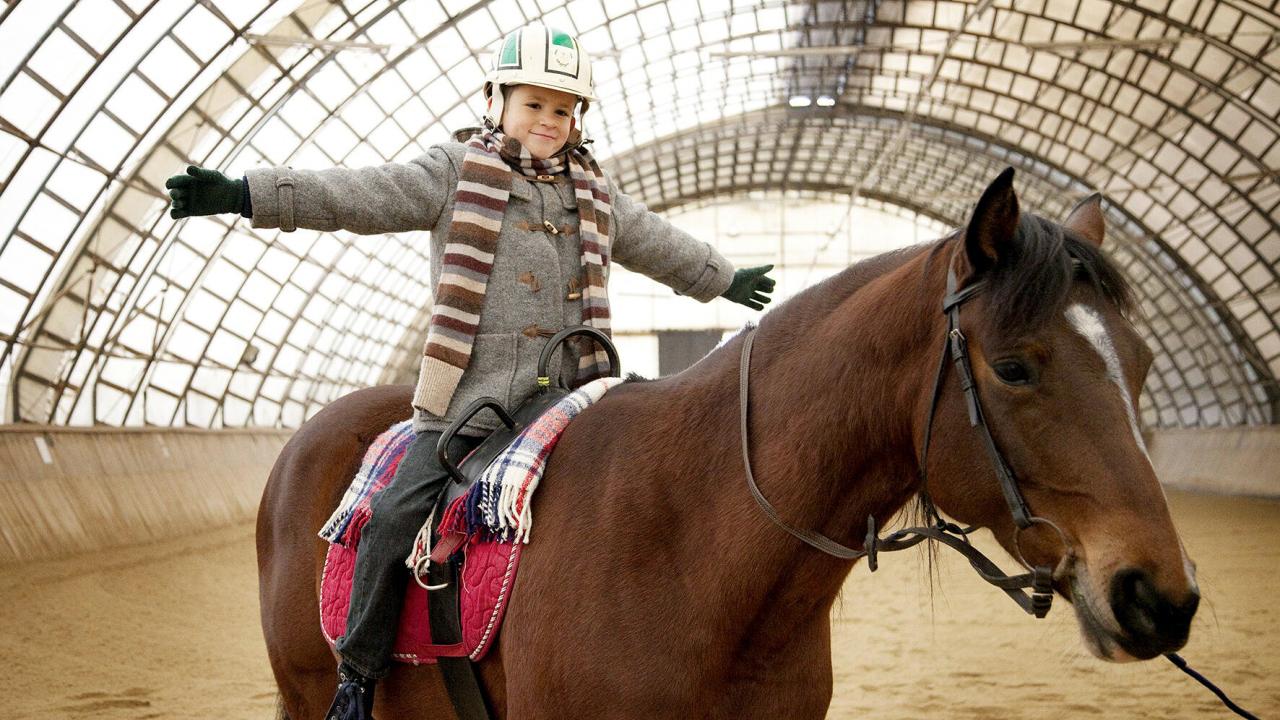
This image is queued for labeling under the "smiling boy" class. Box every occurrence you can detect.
[166,23,775,719]
[501,84,575,159]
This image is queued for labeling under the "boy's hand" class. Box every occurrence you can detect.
[721,264,776,311]
[165,165,243,219]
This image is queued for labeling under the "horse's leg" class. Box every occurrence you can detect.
[256,438,348,712]
[710,614,834,719]
[257,426,356,718]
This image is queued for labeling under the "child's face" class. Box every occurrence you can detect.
[496,85,577,160]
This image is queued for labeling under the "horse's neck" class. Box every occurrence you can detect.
[757,253,938,513]
[702,247,945,623]
[584,245,947,664]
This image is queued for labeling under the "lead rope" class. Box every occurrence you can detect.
[1166,653,1259,719]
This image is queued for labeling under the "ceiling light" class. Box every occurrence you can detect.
[816,95,836,106]
[788,95,812,107]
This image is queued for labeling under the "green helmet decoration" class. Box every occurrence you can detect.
[484,23,597,128]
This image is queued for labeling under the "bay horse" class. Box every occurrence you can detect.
[257,169,1199,718]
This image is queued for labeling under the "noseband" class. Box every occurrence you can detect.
[739,264,1066,618]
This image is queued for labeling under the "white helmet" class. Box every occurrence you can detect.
[483,23,596,128]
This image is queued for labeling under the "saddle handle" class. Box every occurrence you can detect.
[536,325,622,390]
[436,397,517,485]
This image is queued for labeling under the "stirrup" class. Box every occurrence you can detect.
[413,553,448,591]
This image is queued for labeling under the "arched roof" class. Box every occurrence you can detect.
[0,0,1275,428]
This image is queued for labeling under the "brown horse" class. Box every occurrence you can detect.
[257,170,1199,719]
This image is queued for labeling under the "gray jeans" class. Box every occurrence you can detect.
[335,430,481,679]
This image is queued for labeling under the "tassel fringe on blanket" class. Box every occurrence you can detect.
[407,376,623,570]
[319,419,416,545]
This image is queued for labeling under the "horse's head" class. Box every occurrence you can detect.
[923,169,1198,662]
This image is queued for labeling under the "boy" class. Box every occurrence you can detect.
[167,23,774,719]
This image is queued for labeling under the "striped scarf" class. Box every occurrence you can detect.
[412,127,613,417]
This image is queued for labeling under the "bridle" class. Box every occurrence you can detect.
[739,261,1070,618]
[739,256,1263,720]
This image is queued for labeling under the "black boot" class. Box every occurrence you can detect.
[324,663,376,720]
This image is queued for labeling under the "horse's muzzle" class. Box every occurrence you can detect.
[1108,567,1199,659]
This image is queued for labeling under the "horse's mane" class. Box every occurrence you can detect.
[955,213,1137,336]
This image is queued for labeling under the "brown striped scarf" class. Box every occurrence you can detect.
[412,127,613,417]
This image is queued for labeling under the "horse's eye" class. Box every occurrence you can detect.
[993,359,1033,385]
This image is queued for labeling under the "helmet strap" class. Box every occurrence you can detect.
[484,83,507,128]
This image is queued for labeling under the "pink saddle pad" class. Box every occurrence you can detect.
[319,499,522,663]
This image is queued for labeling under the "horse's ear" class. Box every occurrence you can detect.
[1064,193,1106,248]
[965,167,1020,273]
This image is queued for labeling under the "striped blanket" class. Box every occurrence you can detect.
[320,377,622,568]
[317,378,618,664]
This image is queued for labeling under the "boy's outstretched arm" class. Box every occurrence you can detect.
[165,145,463,235]
[609,190,733,302]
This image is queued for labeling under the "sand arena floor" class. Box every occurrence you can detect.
[2,489,1276,719]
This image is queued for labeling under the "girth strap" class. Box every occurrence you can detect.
[427,515,493,719]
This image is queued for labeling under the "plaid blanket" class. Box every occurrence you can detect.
[409,376,624,568]
[318,419,416,546]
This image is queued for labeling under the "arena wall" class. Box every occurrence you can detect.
[1147,426,1280,498]
[0,425,1276,564]
[0,425,291,564]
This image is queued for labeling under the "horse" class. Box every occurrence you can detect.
[256,169,1200,719]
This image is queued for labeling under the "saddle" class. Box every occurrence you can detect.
[319,327,619,717]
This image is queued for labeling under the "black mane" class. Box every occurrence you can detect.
[968,213,1136,336]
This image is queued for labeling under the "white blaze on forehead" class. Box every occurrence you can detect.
[1065,304,1149,457]
[1066,305,1197,592]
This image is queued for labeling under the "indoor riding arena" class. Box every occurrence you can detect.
[1,0,1276,718]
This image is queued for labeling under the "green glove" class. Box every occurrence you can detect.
[165,165,244,219]
[721,264,776,311]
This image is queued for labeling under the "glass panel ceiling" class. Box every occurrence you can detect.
[0,0,1275,429]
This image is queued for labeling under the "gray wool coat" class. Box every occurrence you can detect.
[245,140,735,436]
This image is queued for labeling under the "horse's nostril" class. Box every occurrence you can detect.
[1110,567,1198,657]
[1112,569,1158,637]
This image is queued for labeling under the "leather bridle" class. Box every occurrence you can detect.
[739,262,1070,618]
